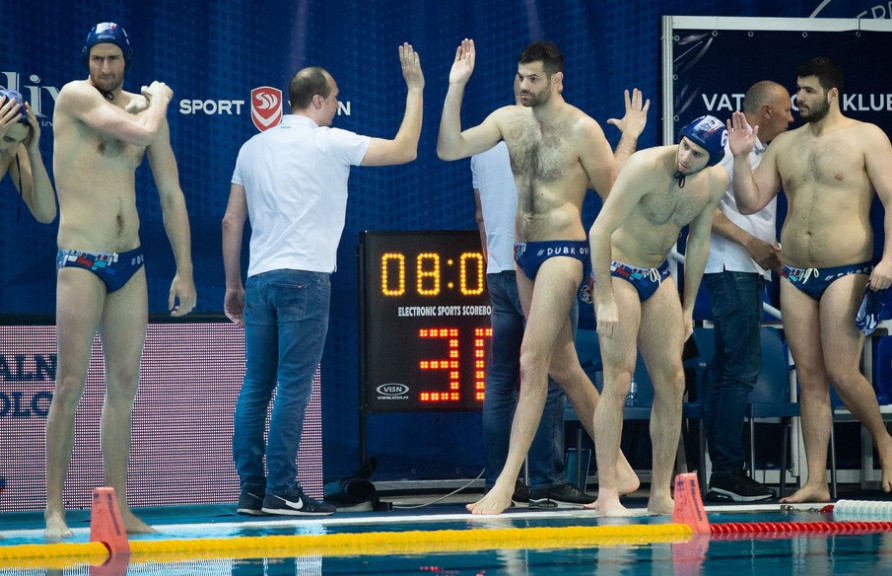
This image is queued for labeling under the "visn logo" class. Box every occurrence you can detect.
[376,383,409,396]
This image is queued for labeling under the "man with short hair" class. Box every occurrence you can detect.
[223,43,424,516]
[472,79,591,508]
[47,22,196,538]
[730,57,892,502]
[588,116,729,516]
[703,81,793,503]
[438,39,648,515]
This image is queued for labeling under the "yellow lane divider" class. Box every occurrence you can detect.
[0,523,693,569]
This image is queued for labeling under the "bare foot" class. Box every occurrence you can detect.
[778,483,831,504]
[647,495,674,515]
[582,501,597,511]
[876,440,892,492]
[121,509,156,534]
[618,464,641,496]
[593,495,634,518]
[45,510,74,540]
[466,485,512,515]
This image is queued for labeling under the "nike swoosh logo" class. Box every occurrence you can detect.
[280,497,304,510]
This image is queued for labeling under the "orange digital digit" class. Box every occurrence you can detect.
[380,252,406,296]
[418,327,460,404]
[460,252,485,296]
[417,252,441,296]
[474,327,491,401]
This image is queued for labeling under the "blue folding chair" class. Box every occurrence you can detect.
[746,326,799,498]
[872,335,892,405]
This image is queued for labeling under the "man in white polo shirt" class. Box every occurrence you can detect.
[222,43,424,516]
[703,81,791,502]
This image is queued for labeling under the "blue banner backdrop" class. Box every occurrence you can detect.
[2,1,889,482]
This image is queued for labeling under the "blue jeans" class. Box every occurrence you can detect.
[232,269,331,496]
[703,270,764,477]
[483,271,567,490]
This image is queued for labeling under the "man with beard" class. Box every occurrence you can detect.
[46,22,196,538]
[438,39,648,515]
[588,116,729,517]
[730,56,892,503]
[471,79,586,508]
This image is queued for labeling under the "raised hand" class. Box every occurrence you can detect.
[448,38,476,86]
[0,95,22,140]
[399,42,424,90]
[727,111,758,158]
[606,88,650,137]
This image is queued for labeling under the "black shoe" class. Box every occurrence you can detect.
[706,470,775,503]
[481,479,527,507]
[512,479,530,503]
[528,483,596,507]
[237,490,266,516]
[262,487,336,516]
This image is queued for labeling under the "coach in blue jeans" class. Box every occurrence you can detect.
[703,271,769,497]
[222,45,424,515]
[702,81,792,502]
[232,270,330,509]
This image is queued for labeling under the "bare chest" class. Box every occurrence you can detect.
[95,133,146,169]
[504,122,574,183]
[778,133,864,192]
[639,183,711,227]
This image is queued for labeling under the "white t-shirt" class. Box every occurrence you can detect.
[232,115,370,276]
[705,137,776,279]
[471,142,517,274]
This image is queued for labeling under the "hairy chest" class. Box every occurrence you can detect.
[504,121,574,183]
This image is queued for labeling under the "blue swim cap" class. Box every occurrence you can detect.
[679,115,727,167]
[0,89,29,124]
[82,22,133,71]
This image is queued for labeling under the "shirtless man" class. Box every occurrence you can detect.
[588,116,728,516]
[0,89,55,222]
[729,56,892,503]
[45,22,196,538]
[437,39,647,515]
